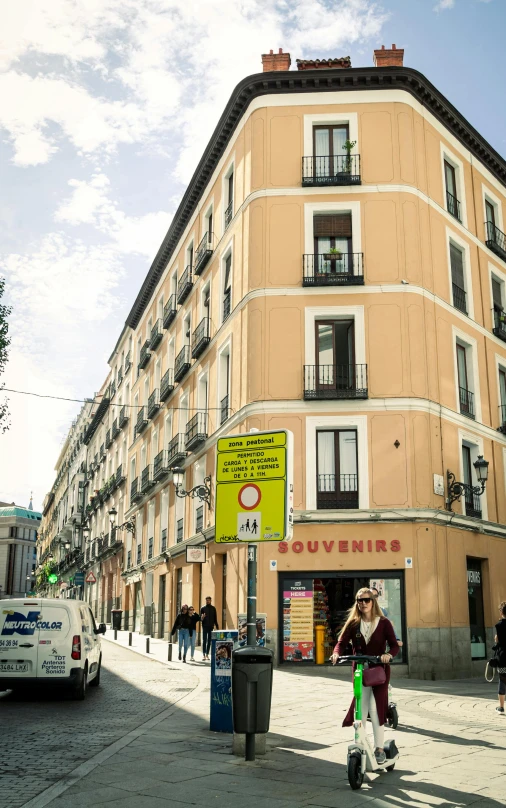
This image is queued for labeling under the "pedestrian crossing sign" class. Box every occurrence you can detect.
[215,429,293,544]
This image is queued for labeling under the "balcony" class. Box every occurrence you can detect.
[224,200,233,229]
[160,369,174,402]
[149,319,162,350]
[459,387,475,419]
[119,405,129,428]
[167,433,187,467]
[191,317,210,359]
[317,474,359,510]
[163,294,177,329]
[303,253,364,286]
[485,220,506,262]
[462,484,482,519]
[452,283,467,315]
[498,405,506,434]
[447,190,461,222]
[116,464,126,486]
[112,418,120,439]
[185,412,207,451]
[136,406,148,435]
[105,429,112,449]
[154,450,170,481]
[220,394,229,425]
[138,340,151,371]
[124,351,132,373]
[302,154,361,187]
[130,477,142,503]
[161,528,167,552]
[177,265,193,304]
[493,308,506,343]
[174,344,191,383]
[223,288,231,322]
[177,519,184,543]
[194,232,214,276]
[147,389,160,420]
[141,464,154,493]
[304,365,368,400]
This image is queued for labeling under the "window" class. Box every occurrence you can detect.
[157,296,164,323]
[456,344,474,418]
[140,442,147,471]
[193,461,205,534]
[224,169,234,228]
[313,124,350,179]
[316,430,358,509]
[308,319,367,399]
[186,241,194,271]
[313,213,356,277]
[450,243,467,314]
[218,345,230,425]
[183,313,191,346]
[222,253,232,322]
[161,489,169,552]
[202,282,210,319]
[499,367,506,428]
[492,275,506,340]
[485,199,496,229]
[164,413,172,445]
[444,160,461,221]
[175,472,185,543]
[130,457,136,504]
[148,500,155,560]
[462,445,481,519]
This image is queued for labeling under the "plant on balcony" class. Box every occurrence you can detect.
[323,247,343,261]
[36,560,57,590]
[342,139,356,174]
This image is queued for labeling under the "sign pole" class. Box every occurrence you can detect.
[245,542,257,762]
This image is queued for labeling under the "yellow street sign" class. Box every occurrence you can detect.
[215,429,293,544]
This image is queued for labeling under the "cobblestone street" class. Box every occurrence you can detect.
[2,635,505,808]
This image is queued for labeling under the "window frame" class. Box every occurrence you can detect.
[452,326,481,422]
[315,428,359,510]
[446,228,474,319]
[440,145,467,227]
[458,429,487,520]
[303,112,358,159]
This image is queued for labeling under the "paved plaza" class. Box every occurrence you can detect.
[1,631,505,808]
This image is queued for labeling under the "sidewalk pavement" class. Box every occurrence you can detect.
[46,627,506,808]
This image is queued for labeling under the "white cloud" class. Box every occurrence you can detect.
[434,0,455,9]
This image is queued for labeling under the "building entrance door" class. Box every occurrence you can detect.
[134,582,142,633]
[467,559,486,660]
[158,575,166,638]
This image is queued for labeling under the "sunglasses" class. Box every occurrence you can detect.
[356,597,372,604]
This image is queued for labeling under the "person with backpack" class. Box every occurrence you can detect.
[494,601,506,714]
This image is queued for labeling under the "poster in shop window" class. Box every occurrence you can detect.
[283,579,314,662]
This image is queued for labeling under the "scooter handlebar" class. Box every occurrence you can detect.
[337,654,383,664]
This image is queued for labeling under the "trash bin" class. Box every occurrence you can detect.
[231,645,274,734]
[111,609,123,630]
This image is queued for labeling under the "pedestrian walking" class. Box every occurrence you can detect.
[200,596,219,660]
[495,600,506,714]
[331,587,399,765]
[188,606,201,662]
[171,605,192,663]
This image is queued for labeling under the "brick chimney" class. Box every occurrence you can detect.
[373,44,404,68]
[261,48,291,72]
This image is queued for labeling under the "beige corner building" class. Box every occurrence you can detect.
[39,45,506,679]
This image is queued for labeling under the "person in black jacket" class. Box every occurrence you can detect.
[495,601,506,714]
[171,605,192,662]
[200,596,219,660]
[188,606,201,662]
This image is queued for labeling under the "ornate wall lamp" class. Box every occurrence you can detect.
[171,467,212,509]
[446,455,489,511]
[108,507,136,538]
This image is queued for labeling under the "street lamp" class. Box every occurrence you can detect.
[446,455,490,511]
[82,525,91,542]
[108,507,135,538]
[171,467,212,508]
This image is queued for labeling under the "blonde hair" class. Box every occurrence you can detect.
[338,587,384,640]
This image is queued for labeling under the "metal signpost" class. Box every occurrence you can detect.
[215,429,293,760]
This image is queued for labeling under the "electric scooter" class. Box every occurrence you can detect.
[338,654,400,790]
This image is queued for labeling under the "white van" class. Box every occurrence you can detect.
[0,598,105,699]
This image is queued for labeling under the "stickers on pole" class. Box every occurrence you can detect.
[215,429,294,543]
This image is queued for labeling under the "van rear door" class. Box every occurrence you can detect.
[0,599,42,681]
[36,602,73,679]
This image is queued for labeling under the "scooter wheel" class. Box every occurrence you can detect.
[347,754,364,790]
[386,763,396,772]
[387,706,398,729]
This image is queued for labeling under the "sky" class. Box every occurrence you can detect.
[0,0,505,510]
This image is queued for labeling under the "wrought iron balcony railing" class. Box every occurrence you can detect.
[141,465,154,493]
[119,404,129,428]
[459,386,475,419]
[446,190,461,221]
[150,318,163,350]
[163,294,177,329]
[452,283,467,314]
[105,429,112,449]
[116,464,126,486]
[461,483,482,519]
[302,154,361,186]
[185,412,208,451]
[153,449,170,482]
[160,368,174,402]
[174,344,191,383]
[485,220,506,262]
[304,364,368,400]
[138,340,151,370]
[493,308,506,343]
[223,288,231,322]
[148,537,153,559]
[220,394,229,425]
[194,232,214,276]
[177,265,193,304]
[317,473,359,509]
[303,253,364,286]
[147,389,160,420]
[224,200,233,229]
[130,477,142,503]
[136,405,148,435]
[111,418,120,439]
[191,317,210,359]
[167,433,187,467]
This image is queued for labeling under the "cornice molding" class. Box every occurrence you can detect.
[125,66,506,332]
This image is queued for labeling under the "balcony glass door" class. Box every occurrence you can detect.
[314,125,349,178]
[317,430,358,509]
[456,344,472,416]
[316,320,354,393]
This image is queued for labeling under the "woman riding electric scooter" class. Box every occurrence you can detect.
[331,587,399,765]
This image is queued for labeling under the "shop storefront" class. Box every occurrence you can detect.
[279,570,406,665]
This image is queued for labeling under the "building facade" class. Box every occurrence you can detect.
[0,502,40,598]
[39,45,506,678]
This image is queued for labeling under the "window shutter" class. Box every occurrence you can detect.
[450,244,465,289]
[313,213,352,238]
[492,278,502,309]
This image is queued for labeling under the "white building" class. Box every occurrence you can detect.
[0,499,41,598]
